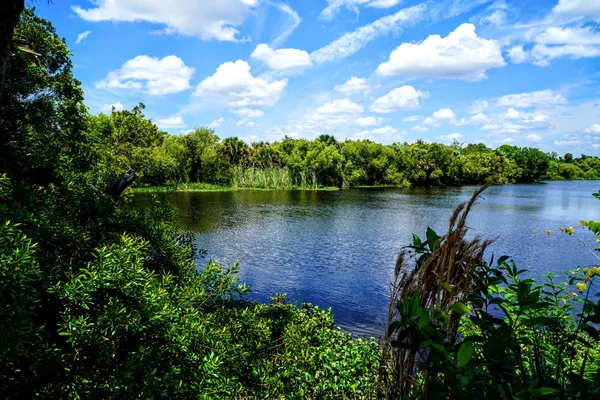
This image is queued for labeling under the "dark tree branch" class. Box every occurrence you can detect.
[104,169,137,198]
[0,0,25,104]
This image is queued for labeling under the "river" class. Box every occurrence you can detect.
[135,181,600,338]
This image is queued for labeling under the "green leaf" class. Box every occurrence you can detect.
[412,233,422,247]
[456,341,474,368]
[450,302,471,315]
[426,227,441,250]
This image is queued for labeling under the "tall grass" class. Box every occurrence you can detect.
[230,166,323,190]
[379,185,493,397]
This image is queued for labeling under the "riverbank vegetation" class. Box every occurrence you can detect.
[89,107,600,191]
[2,6,600,399]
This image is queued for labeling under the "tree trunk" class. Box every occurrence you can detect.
[0,0,24,104]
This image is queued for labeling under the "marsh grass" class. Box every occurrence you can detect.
[231,166,332,190]
[380,185,493,397]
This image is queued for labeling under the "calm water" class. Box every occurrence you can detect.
[136,181,600,338]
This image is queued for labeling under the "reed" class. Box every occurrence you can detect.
[231,166,321,190]
[380,185,494,398]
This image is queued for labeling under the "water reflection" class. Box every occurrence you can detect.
[135,181,600,338]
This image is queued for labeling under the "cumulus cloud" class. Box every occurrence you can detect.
[101,101,124,112]
[97,55,194,95]
[334,77,370,95]
[497,90,567,107]
[73,0,257,41]
[311,3,426,63]
[526,134,542,142]
[195,60,288,110]
[356,116,383,126]
[156,116,186,129]
[553,0,600,21]
[454,113,488,126]
[585,124,600,134]
[370,86,428,113]
[75,30,92,44]
[208,117,225,128]
[376,23,505,80]
[423,108,456,127]
[250,43,312,70]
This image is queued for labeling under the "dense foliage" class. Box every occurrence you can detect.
[0,9,379,398]
[83,108,600,190]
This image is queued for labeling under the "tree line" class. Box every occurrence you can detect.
[84,106,600,190]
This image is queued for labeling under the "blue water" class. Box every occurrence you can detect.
[136,181,600,338]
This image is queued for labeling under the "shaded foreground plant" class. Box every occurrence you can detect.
[381,186,600,399]
[380,185,493,397]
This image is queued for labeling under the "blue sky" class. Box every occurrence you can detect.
[36,0,600,155]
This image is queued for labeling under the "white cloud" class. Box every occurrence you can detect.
[247,121,256,127]
[231,108,264,118]
[412,125,428,131]
[402,115,420,122]
[208,117,225,128]
[97,55,194,95]
[423,108,455,127]
[553,0,600,21]
[370,86,428,113]
[300,98,365,128]
[453,113,488,126]
[100,101,124,112]
[528,44,600,66]
[371,125,398,134]
[497,90,567,108]
[195,60,288,109]
[236,118,248,126]
[504,108,521,119]
[320,0,408,20]
[510,26,600,66]
[156,116,186,129]
[250,43,312,70]
[356,116,383,126]
[438,133,464,142]
[508,46,528,63]
[423,117,439,127]
[75,30,92,44]
[584,124,600,134]
[312,3,427,63]
[376,23,505,80]
[334,77,370,95]
[536,26,600,45]
[526,134,542,142]
[317,98,364,114]
[73,0,257,42]
[467,100,488,114]
[432,108,455,120]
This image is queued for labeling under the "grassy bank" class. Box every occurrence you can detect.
[133,182,339,192]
